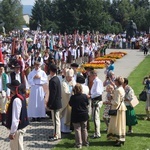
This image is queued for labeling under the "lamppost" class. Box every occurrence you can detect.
[37,20,41,31]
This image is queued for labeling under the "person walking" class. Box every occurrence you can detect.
[47,64,62,141]
[6,80,29,150]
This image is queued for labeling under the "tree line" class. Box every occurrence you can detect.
[0,0,150,34]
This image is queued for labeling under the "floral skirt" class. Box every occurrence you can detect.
[126,106,138,126]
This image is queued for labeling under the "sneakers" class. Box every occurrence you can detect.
[127,130,133,134]
[48,136,61,141]
[90,135,101,139]
[74,145,82,149]
[144,117,150,121]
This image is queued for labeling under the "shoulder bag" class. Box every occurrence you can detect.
[139,87,147,101]
[108,100,123,116]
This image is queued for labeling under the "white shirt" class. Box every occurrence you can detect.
[84,46,90,54]
[15,73,21,83]
[9,72,30,90]
[10,98,22,134]
[90,77,104,99]
[81,84,89,95]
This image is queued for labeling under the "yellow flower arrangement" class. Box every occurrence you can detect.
[82,51,127,69]
[82,63,105,69]
[104,54,123,59]
[95,57,116,62]
[110,51,127,55]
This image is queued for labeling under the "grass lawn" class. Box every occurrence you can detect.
[54,56,150,150]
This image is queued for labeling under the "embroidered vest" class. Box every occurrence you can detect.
[6,95,29,130]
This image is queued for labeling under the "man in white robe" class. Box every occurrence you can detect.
[27,61,48,121]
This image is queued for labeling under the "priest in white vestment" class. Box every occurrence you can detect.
[27,61,48,121]
[60,68,76,133]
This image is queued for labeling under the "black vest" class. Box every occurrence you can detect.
[10,72,25,84]
[6,95,29,130]
[10,72,25,94]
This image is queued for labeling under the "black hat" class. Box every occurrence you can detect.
[76,75,85,84]
[6,80,24,92]
[71,63,79,68]
[49,64,57,73]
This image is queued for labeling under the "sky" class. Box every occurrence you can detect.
[21,0,35,5]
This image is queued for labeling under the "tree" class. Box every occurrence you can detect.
[29,0,150,34]
[30,0,46,30]
[0,0,25,32]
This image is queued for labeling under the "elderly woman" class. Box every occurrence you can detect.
[123,78,138,134]
[60,68,76,133]
[69,83,89,149]
[107,76,126,147]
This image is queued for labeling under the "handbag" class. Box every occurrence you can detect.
[139,90,147,101]
[108,109,117,116]
[108,100,123,116]
[130,95,139,107]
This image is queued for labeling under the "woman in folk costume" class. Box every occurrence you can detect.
[60,68,76,133]
[123,78,138,134]
[0,65,10,126]
[0,51,10,125]
[107,76,127,147]
[27,61,48,121]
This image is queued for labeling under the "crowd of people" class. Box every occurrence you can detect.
[0,31,150,150]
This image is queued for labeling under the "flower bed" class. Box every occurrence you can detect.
[104,54,123,59]
[110,51,127,55]
[82,63,105,69]
[95,57,116,62]
[81,51,127,69]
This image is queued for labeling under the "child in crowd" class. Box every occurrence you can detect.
[103,84,114,131]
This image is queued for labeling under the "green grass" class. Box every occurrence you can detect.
[53,56,150,150]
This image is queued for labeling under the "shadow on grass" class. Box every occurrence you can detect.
[56,140,115,148]
[136,114,146,120]
[127,133,150,138]
[90,140,114,147]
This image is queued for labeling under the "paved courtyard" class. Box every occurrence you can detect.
[0,48,146,150]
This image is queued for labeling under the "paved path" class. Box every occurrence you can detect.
[97,48,145,81]
[0,49,146,150]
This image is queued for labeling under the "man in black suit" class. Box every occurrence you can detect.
[47,64,62,141]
